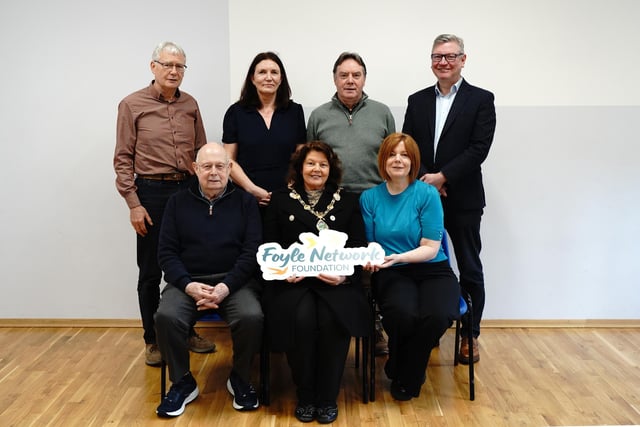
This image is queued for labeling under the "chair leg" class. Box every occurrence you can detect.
[260,340,270,406]
[454,319,461,366]
[369,331,376,402]
[455,298,475,400]
[466,299,475,401]
[352,336,370,403]
[369,296,377,402]
[160,359,166,403]
[361,336,369,403]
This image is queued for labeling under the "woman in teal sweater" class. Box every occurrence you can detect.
[360,132,460,401]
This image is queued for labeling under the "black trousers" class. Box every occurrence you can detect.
[135,177,190,344]
[285,291,351,406]
[444,208,484,337]
[373,261,459,396]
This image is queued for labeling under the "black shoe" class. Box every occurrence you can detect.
[156,372,199,417]
[390,381,413,401]
[294,403,316,423]
[316,404,338,424]
[226,371,259,411]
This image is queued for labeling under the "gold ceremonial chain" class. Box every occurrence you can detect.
[289,187,342,231]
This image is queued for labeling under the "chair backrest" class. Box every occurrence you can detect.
[441,232,467,316]
[459,295,468,316]
[441,232,451,259]
[199,313,222,322]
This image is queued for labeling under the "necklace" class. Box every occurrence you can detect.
[289,186,341,231]
[306,189,323,206]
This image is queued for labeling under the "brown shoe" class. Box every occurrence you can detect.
[189,333,216,353]
[145,343,162,366]
[458,337,479,365]
[375,337,389,356]
[374,320,389,356]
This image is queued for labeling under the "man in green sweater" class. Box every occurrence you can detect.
[307,52,395,194]
[307,52,395,355]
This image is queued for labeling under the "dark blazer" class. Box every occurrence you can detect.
[402,79,496,211]
[261,183,371,351]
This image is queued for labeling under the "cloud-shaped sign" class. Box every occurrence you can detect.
[257,229,385,281]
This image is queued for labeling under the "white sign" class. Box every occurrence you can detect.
[257,229,385,281]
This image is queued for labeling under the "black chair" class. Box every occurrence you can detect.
[359,234,476,402]
[442,233,475,400]
[361,292,475,402]
[454,293,475,400]
[355,289,378,402]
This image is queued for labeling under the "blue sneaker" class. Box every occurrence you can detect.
[156,372,199,417]
[226,371,259,411]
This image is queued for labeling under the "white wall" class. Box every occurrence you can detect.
[0,0,229,318]
[0,0,638,319]
[229,0,640,107]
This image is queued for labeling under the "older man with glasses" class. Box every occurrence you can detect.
[154,142,263,416]
[114,41,215,367]
[402,34,496,365]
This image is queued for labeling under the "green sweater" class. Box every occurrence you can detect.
[307,93,395,193]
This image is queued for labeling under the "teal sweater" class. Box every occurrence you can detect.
[307,93,395,193]
[360,180,447,264]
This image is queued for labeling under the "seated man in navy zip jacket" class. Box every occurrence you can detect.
[154,142,263,417]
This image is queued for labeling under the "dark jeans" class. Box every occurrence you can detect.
[444,208,485,338]
[135,177,190,344]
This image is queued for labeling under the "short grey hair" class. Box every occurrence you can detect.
[152,41,186,61]
[432,34,465,54]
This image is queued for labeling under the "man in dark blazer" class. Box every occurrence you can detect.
[402,34,496,365]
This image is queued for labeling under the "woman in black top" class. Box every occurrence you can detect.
[223,52,306,207]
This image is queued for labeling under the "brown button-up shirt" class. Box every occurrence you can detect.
[114,82,207,208]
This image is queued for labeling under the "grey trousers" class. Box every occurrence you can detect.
[154,278,263,384]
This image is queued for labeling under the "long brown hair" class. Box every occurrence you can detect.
[239,52,292,109]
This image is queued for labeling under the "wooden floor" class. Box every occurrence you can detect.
[1,325,639,427]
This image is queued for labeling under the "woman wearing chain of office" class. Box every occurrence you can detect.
[262,141,370,424]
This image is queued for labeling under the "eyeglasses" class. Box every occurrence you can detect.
[197,162,228,172]
[153,60,187,72]
[430,53,464,63]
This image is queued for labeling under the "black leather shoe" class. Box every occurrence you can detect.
[316,404,338,424]
[294,403,316,423]
[390,381,413,401]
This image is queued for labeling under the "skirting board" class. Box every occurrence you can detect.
[0,319,638,328]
